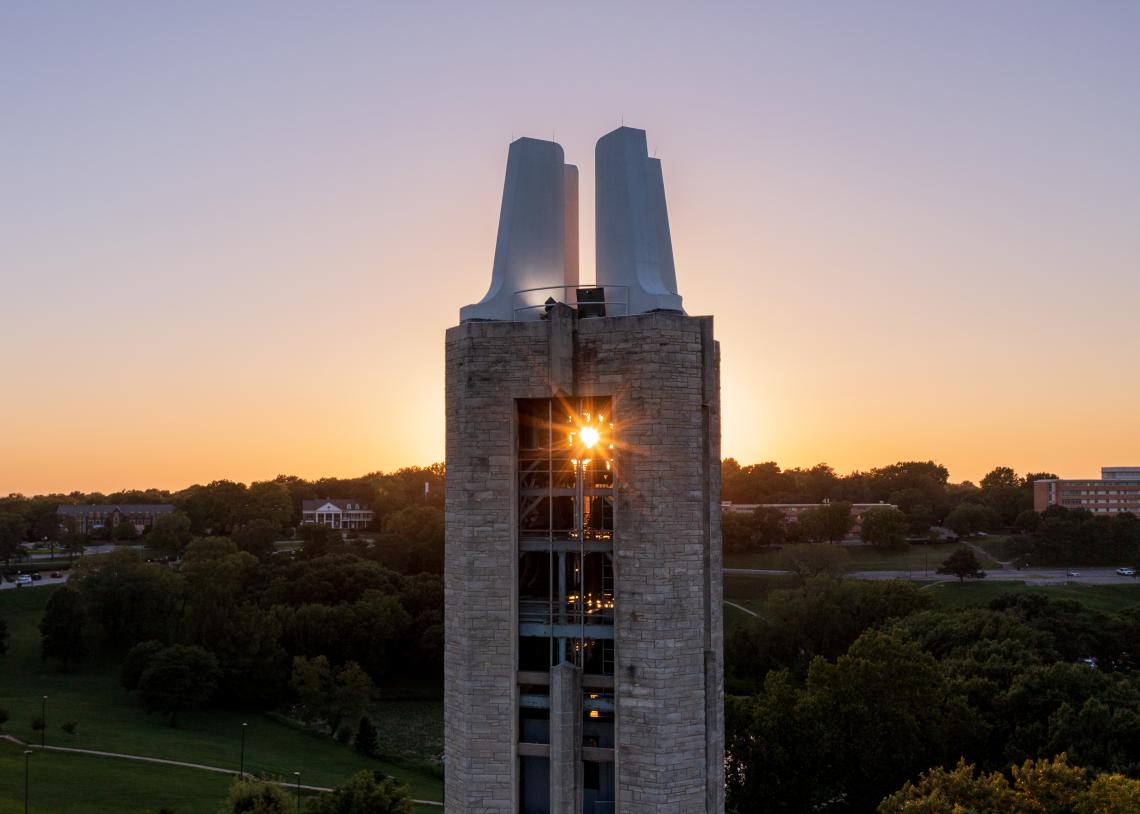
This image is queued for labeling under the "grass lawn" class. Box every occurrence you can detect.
[723,573,798,605]
[0,586,443,804]
[967,534,1023,562]
[725,541,998,573]
[0,742,441,814]
[0,739,234,814]
[927,580,1140,613]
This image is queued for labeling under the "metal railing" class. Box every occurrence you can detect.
[512,284,630,321]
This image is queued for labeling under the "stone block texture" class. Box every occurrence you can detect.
[445,311,724,813]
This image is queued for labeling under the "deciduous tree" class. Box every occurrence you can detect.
[860,507,909,551]
[304,771,413,814]
[146,510,192,559]
[937,549,987,582]
[221,777,291,814]
[136,644,219,726]
[40,586,88,669]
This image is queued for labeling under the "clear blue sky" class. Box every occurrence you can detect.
[3,2,1139,493]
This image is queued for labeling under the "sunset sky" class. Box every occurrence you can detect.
[3,2,1139,495]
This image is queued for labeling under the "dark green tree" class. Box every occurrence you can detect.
[860,507,909,551]
[798,501,853,544]
[1014,509,1042,534]
[937,548,987,582]
[981,466,1022,490]
[74,549,182,648]
[372,505,444,574]
[299,523,343,560]
[146,510,192,559]
[232,518,280,560]
[135,644,219,726]
[304,771,413,814]
[0,512,26,565]
[40,586,88,669]
[121,640,165,691]
[354,715,379,757]
[945,503,994,538]
[221,777,291,814]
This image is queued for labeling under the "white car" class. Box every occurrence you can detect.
[15,574,33,586]
[1115,567,1136,577]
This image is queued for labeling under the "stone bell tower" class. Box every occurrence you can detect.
[445,127,724,814]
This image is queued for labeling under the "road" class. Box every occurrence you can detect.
[724,566,1140,586]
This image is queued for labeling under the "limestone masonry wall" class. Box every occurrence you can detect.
[445,312,723,813]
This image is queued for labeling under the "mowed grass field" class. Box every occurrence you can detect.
[0,739,234,814]
[725,541,1001,572]
[0,741,441,814]
[0,586,443,810]
[927,580,1140,612]
[723,570,1140,615]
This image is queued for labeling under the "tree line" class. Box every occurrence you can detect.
[725,577,1140,812]
[38,528,443,740]
[0,464,444,543]
[722,460,1056,548]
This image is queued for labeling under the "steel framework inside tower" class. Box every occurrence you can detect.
[517,396,616,813]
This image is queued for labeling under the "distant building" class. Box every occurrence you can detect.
[1034,467,1140,515]
[722,501,898,538]
[56,504,176,536]
[301,499,374,530]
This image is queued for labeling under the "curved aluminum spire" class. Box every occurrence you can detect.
[594,127,683,315]
[461,138,577,322]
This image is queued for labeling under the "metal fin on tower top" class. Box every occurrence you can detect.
[595,126,683,315]
[460,138,575,322]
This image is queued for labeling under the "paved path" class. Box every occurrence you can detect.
[724,600,759,618]
[0,734,443,807]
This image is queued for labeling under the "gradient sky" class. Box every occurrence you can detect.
[3,2,1139,495]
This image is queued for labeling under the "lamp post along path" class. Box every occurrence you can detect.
[24,750,32,814]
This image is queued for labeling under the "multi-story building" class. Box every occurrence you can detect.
[1034,468,1140,515]
[56,504,175,536]
[300,499,374,530]
[446,128,723,813]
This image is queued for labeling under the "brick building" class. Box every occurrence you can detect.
[1034,467,1140,515]
[56,504,175,536]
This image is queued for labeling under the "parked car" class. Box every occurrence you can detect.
[30,572,42,581]
[15,574,32,586]
[1116,567,1136,576]
[49,571,63,578]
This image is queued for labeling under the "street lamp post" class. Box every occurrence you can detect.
[293,771,302,813]
[24,750,32,814]
[41,696,47,748]
[239,722,247,777]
